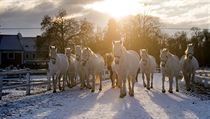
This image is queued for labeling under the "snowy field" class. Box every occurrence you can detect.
[0,73,210,119]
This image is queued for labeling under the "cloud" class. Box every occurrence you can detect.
[0,0,209,36]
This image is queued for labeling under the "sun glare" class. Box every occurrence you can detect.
[85,0,144,19]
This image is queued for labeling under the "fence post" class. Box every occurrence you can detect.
[26,72,31,95]
[0,76,3,100]
[47,72,51,91]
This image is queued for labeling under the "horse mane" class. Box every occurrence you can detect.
[185,43,194,55]
[121,45,127,53]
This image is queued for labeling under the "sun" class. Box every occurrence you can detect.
[85,0,144,19]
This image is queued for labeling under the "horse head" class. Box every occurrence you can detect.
[49,46,57,64]
[140,49,149,66]
[112,40,124,64]
[65,48,71,57]
[185,43,194,60]
[160,48,169,67]
[81,47,91,66]
[75,45,82,61]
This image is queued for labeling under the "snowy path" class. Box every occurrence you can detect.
[1,73,210,119]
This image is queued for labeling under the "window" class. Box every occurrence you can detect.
[32,54,36,59]
[7,53,15,60]
[25,54,29,59]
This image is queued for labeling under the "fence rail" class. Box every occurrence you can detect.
[0,69,49,100]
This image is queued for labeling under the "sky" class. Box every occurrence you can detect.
[0,0,209,37]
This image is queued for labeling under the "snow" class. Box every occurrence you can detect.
[1,73,210,119]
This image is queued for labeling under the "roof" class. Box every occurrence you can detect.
[20,37,37,52]
[0,34,24,51]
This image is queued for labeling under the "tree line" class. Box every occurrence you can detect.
[37,9,210,67]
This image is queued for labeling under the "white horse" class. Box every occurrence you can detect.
[65,48,76,88]
[48,46,69,93]
[139,49,157,90]
[113,40,140,98]
[81,47,105,92]
[180,44,199,91]
[160,48,181,93]
[74,45,88,89]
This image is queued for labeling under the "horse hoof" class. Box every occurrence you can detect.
[187,88,191,91]
[119,93,126,98]
[147,87,150,90]
[91,89,95,93]
[53,90,56,93]
[150,86,153,89]
[129,92,134,97]
[99,88,102,91]
[168,90,173,93]
[176,89,179,92]
[119,95,125,98]
[162,90,166,93]
[68,85,73,88]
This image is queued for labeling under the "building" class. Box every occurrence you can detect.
[20,36,37,64]
[0,33,24,68]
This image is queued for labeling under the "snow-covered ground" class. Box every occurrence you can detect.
[1,73,210,119]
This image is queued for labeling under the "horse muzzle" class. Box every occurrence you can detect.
[161,62,165,67]
[188,55,193,59]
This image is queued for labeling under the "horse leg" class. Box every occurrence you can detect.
[184,73,190,91]
[111,72,115,88]
[136,68,140,82]
[58,74,62,91]
[142,73,146,87]
[119,76,126,98]
[176,76,179,92]
[122,77,127,97]
[162,74,166,93]
[110,70,115,88]
[150,73,153,89]
[131,77,135,97]
[70,73,75,88]
[80,71,85,89]
[99,74,102,91]
[66,72,71,88]
[116,74,120,88]
[128,77,132,96]
[190,73,195,91]
[62,74,66,91]
[91,74,96,92]
[86,73,92,89]
[53,75,57,93]
[146,73,150,90]
[72,73,76,87]
[168,76,173,93]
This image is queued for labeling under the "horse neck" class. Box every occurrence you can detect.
[118,46,127,64]
[165,52,173,65]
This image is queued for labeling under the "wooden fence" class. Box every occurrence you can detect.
[195,70,210,88]
[0,68,209,100]
[0,69,49,100]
